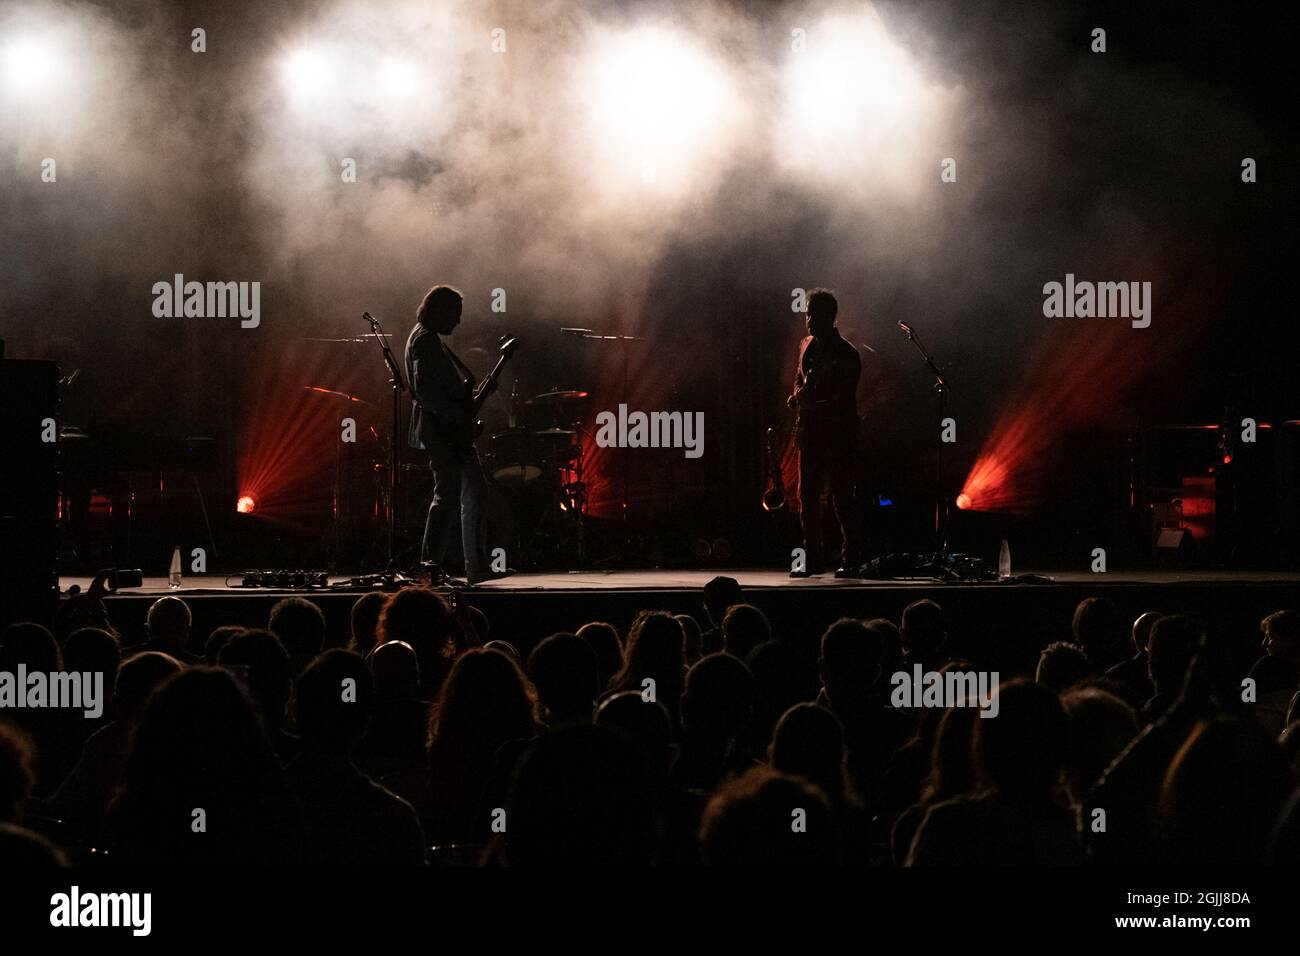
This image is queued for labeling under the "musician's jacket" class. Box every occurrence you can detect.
[793,329,861,446]
[406,322,475,454]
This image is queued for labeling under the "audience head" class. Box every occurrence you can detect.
[769,703,847,803]
[268,597,326,662]
[974,679,1068,807]
[1131,611,1162,655]
[675,614,703,667]
[700,766,839,866]
[609,612,685,702]
[528,632,599,725]
[703,575,744,627]
[482,640,521,665]
[819,618,881,707]
[746,640,811,741]
[864,618,904,685]
[1035,641,1096,693]
[1147,614,1203,695]
[429,648,536,752]
[1060,686,1139,791]
[1261,610,1300,664]
[348,591,387,657]
[681,652,754,741]
[0,823,66,866]
[146,596,191,653]
[63,627,121,691]
[218,628,291,733]
[367,640,420,700]
[901,599,946,663]
[0,723,35,823]
[577,622,623,689]
[0,622,61,672]
[922,702,980,805]
[296,650,372,755]
[114,651,183,723]
[120,668,275,827]
[722,604,770,661]
[203,625,244,665]
[1072,596,1126,668]
[1160,717,1292,865]
[595,691,675,779]
[505,725,655,866]
[379,587,456,694]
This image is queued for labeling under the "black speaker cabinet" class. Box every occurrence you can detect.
[0,359,59,626]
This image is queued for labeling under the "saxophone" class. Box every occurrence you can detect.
[762,426,787,512]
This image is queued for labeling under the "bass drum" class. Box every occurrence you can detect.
[486,428,544,486]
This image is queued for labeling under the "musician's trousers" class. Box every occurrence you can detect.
[797,434,861,568]
[422,447,489,578]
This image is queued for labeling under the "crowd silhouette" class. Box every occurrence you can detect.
[2,581,1300,867]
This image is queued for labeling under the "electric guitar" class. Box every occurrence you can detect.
[454,335,519,448]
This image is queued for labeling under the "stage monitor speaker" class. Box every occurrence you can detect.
[1153,526,1195,569]
[0,359,60,626]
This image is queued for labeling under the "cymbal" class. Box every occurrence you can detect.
[535,428,577,437]
[525,389,589,406]
[303,335,392,343]
[303,385,376,406]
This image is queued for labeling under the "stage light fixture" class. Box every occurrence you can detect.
[955,493,972,511]
[236,495,257,514]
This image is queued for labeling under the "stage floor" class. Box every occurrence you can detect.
[61,568,1300,596]
[63,567,1300,677]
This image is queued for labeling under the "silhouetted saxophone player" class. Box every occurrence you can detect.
[788,288,862,577]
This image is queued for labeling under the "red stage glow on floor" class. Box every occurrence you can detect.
[956,268,1207,514]
[237,338,379,530]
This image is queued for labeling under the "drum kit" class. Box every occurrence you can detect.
[483,387,591,566]
[303,349,592,569]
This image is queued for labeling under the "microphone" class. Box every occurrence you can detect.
[898,321,913,338]
[362,311,378,325]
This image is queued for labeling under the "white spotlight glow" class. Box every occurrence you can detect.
[378,56,421,99]
[582,26,740,190]
[2,35,62,96]
[779,10,945,176]
[280,47,335,102]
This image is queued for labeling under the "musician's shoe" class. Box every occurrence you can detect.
[466,567,518,585]
[833,566,862,579]
[789,565,826,579]
[419,562,456,587]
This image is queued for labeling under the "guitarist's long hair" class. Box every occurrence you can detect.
[416,284,463,328]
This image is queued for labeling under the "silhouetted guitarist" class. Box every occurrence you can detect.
[406,285,510,584]
[788,288,862,577]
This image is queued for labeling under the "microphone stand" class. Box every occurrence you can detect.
[899,322,954,568]
[352,312,415,588]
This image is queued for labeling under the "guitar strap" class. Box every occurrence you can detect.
[440,340,476,397]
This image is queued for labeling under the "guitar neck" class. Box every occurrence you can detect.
[473,356,509,411]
